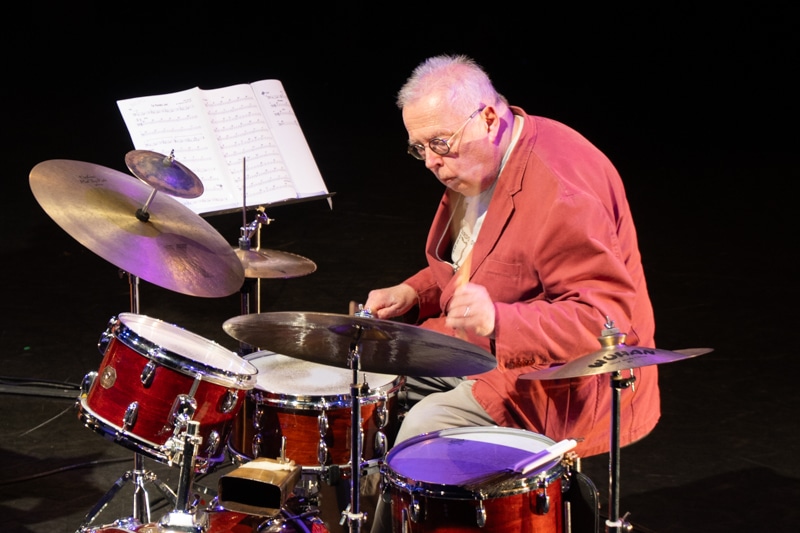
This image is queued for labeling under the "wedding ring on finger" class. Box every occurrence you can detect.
[463,306,471,318]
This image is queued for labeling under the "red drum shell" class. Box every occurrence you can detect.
[79,313,257,466]
[228,351,402,470]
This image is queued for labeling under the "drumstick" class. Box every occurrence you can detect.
[460,438,578,495]
[455,250,472,288]
[454,251,472,340]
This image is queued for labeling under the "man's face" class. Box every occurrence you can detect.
[403,99,494,197]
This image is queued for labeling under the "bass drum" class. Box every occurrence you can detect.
[382,426,567,532]
[229,351,403,475]
[84,506,330,532]
[204,506,330,532]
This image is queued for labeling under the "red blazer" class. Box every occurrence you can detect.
[404,108,660,457]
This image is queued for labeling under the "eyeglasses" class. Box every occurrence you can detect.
[406,107,483,160]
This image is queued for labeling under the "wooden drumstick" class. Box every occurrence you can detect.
[454,251,472,340]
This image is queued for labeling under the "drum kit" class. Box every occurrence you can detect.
[28,153,713,533]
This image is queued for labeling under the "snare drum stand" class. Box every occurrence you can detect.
[76,273,178,532]
[159,420,210,532]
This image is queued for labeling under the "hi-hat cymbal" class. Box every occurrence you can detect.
[222,311,497,377]
[520,344,713,380]
[234,248,317,279]
[125,150,204,198]
[30,159,244,298]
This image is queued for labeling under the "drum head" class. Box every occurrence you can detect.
[245,350,398,405]
[386,426,560,489]
[117,313,257,388]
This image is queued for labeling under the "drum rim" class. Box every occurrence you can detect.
[244,351,403,408]
[382,425,564,499]
[114,313,257,389]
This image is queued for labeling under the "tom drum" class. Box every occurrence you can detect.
[228,351,403,476]
[78,313,258,469]
[382,426,566,532]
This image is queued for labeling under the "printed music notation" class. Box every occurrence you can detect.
[116,79,330,216]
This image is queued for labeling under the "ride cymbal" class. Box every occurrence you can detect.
[30,159,244,297]
[222,311,497,377]
[234,248,317,279]
[125,150,204,198]
[520,345,713,380]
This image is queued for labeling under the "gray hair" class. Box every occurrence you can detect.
[396,54,504,114]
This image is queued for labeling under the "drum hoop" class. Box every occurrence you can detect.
[251,375,404,409]
[77,397,168,462]
[383,426,564,499]
[115,313,257,389]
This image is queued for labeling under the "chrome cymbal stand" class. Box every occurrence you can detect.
[599,321,634,533]
[339,324,368,532]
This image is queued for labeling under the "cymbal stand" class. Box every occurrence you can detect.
[340,327,367,532]
[76,272,178,532]
[598,321,634,533]
[237,191,274,354]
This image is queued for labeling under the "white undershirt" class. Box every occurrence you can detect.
[448,114,523,271]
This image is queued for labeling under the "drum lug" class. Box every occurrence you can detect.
[170,394,198,429]
[374,430,387,457]
[80,371,97,396]
[376,395,389,428]
[317,410,330,464]
[253,404,264,430]
[476,500,487,528]
[140,360,157,388]
[409,496,422,523]
[251,434,262,458]
[220,389,239,414]
[317,439,329,466]
[535,486,551,515]
[318,410,329,437]
[97,316,117,355]
[205,429,221,457]
[123,401,139,431]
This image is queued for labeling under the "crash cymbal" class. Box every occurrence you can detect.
[234,248,317,278]
[125,150,204,198]
[520,344,713,380]
[222,311,497,377]
[30,159,244,298]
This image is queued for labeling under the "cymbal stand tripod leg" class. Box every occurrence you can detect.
[75,452,177,532]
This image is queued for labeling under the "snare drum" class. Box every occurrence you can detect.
[382,426,566,532]
[228,351,403,474]
[78,313,258,469]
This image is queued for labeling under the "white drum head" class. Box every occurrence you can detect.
[117,313,257,386]
[245,350,398,398]
[386,426,558,486]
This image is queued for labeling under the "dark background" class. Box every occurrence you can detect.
[2,4,798,533]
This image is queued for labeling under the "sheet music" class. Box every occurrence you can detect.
[117,80,329,215]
